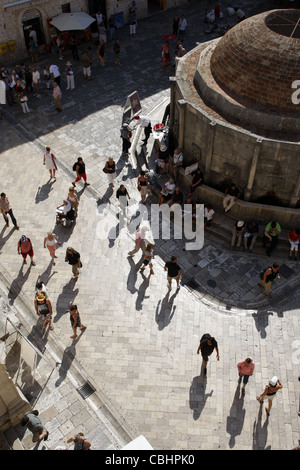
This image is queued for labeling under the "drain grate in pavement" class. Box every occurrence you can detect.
[76,381,96,400]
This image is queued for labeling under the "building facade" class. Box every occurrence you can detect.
[0,0,187,64]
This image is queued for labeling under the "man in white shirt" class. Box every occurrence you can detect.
[133,115,152,145]
[49,63,60,86]
[178,15,187,40]
[32,67,40,95]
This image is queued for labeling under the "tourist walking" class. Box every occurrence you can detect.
[66,304,86,339]
[178,15,187,41]
[65,247,81,281]
[237,358,255,396]
[161,40,171,67]
[197,333,220,376]
[21,410,48,443]
[97,40,105,66]
[114,39,122,66]
[72,157,90,187]
[32,67,40,96]
[70,35,79,61]
[44,230,60,265]
[104,157,117,186]
[120,121,132,154]
[65,61,75,90]
[137,171,148,204]
[164,256,182,289]
[116,184,130,212]
[128,226,148,256]
[53,82,62,112]
[67,432,91,450]
[34,292,54,330]
[49,63,60,86]
[140,243,155,275]
[0,192,19,229]
[258,262,280,298]
[80,50,92,79]
[133,114,152,145]
[257,376,283,416]
[43,146,57,179]
[19,92,30,113]
[18,235,35,265]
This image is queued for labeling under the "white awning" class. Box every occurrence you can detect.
[4,0,31,8]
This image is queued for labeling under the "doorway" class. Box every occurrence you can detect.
[22,9,45,50]
[148,0,163,15]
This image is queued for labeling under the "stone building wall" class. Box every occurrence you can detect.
[0,0,88,64]
[171,92,300,208]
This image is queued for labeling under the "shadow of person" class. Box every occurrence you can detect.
[8,263,31,306]
[189,375,213,420]
[127,255,143,294]
[136,271,150,311]
[54,279,79,324]
[55,330,85,387]
[155,289,178,330]
[226,384,246,448]
[252,401,270,450]
[252,310,274,339]
[36,259,57,288]
[35,179,55,204]
[0,225,15,251]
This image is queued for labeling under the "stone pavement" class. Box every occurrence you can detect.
[0,0,299,451]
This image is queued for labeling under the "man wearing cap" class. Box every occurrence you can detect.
[18,235,36,265]
[231,220,245,250]
[0,193,19,229]
[133,115,152,145]
[257,376,283,415]
[21,410,49,443]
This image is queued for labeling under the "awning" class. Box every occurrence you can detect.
[50,12,96,31]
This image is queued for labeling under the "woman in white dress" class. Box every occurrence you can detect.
[67,187,79,216]
[44,230,60,265]
[43,146,57,179]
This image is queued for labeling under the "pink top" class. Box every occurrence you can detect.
[237,360,255,376]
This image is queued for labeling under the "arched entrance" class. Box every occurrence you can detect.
[22,9,45,50]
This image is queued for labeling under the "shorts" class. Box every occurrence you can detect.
[167,275,180,282]
[21,248,34,259]
[32,427,44,442]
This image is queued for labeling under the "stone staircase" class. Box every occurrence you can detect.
[0,429,24,450]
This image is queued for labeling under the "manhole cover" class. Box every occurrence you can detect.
[76,381,96,400]
[207,279,217,288]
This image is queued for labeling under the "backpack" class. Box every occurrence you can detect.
[72,162,78,171]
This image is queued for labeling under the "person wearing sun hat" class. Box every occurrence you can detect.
[231,220,245,250]
[256,376,283,415]
[34,292,54,330]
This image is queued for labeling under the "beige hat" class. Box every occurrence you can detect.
[36,293,46,303]
[237,221,244,228]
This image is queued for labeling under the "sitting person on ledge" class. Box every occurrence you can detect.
[158,177,176,206]
[155,143,169,175]
[169,148,183,182]
[187,167,203,198]
[204,204,215,227]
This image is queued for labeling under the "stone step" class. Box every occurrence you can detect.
[0,428,24,450]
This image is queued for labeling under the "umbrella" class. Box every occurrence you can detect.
[162,34,177,40]
[50,12,96,31]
